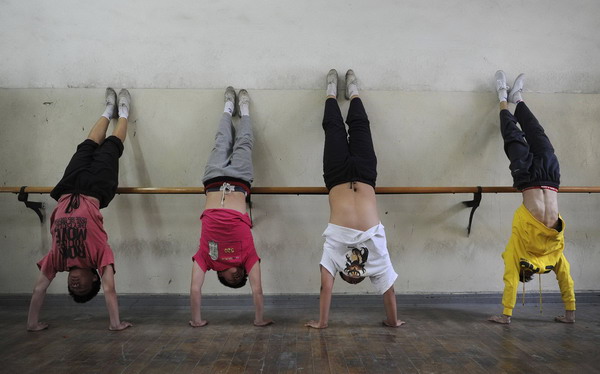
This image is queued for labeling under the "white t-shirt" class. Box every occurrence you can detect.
[320,222,398,294]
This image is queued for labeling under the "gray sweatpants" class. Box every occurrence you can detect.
[202,113,254,183]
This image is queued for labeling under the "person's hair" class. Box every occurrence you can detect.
[519,268,534,283]
[217,269,248,289]
[68,269,101,303]
[340,272,366,285]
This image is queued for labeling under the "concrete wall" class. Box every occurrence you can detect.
[1,1,599,296]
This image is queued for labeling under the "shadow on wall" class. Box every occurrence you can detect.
[115,113,168,276]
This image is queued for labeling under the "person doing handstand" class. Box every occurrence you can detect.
[488,71,575,324]
[27,88,133,331]
[305,69,405,329]
[189,87,272,328]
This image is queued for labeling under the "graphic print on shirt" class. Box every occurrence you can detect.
[343,246,369,277]
[54,217,88,260]
[209,241,219,260]
[520,258,554,274]
[208,240,242,263]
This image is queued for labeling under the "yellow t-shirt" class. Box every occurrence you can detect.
[501,204,575,316]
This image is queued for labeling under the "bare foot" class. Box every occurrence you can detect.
[27,322,49,332]
[254,319,274,327]
[189,320,208,328]
[109,321,133,331]
[554,315,575,323]
[382,319,406,327]
[488,315,511,324]
[304,320,328,329]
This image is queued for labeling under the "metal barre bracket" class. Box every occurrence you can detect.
[17,186,45,223]
[462,186,482,236]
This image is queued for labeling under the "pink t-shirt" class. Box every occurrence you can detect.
[193,209,260,273]
[37,194,115,280]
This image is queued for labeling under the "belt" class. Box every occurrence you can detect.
[205,182,249,196]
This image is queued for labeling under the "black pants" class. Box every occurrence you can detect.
[322,98,377,190]
[500,102,560,190]
[50,136,124,209]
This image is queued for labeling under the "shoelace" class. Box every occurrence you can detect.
[521,268,544,314]
[497,80,510,91]
[539,273,543,314]
[522,268,526,306]
[219,182,236,207]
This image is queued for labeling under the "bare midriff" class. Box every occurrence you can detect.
[328,181,379,231]
[205,191,247,214]
[522,188,559,229]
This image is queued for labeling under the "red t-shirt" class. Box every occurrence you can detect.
[192,209,260,273]
[37,194,115,280]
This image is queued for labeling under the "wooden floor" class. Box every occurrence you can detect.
[1,296,599,374]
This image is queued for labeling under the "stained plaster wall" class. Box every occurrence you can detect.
[1,0,599,296]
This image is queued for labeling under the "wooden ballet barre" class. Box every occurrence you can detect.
[4,186,600,232]
[3,186,600,195]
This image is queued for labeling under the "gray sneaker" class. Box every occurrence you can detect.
[105,88,117,118]
[327,69,338,98]
[117,89,131,114]
[225,86,237,116]
[237,89,250,117]
[345,69,358,100]
[508,73,525,104]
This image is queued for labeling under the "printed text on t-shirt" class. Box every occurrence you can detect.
[54,217,88,259]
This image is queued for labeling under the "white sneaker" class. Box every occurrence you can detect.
[225,86,237,117]
[494,70,509,102]
[326,69,338,98]
[117,89,131,119]
[105,88,117,118]
[508,73,525,104]
[237,89,250,117]
[345,69,358,100]
[118,89,130,110]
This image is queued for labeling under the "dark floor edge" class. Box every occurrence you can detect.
[1,292,598,309]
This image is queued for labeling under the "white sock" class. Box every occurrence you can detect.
[224,101,235,115]
[347,84,359,98]
[498,89,508,102]
[240,104,249,117]
[326,83,337,97]
[101,104,115,120]
[118,104,129,119]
